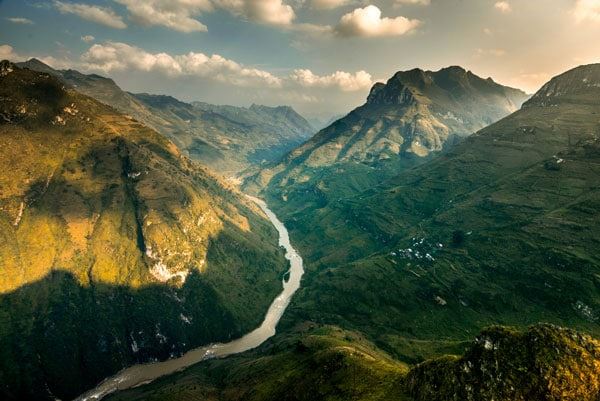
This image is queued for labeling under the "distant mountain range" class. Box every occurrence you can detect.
[0,61,288,401]
[16,58,315,175]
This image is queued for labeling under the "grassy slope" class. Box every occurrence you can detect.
[106,325,410,401]
[0,61,287,400]
[107,324,600,401]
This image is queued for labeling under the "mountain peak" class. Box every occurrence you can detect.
[16,58,59,76]
[366,65,525,108]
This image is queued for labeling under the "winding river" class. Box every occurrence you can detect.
[74,197,304,401]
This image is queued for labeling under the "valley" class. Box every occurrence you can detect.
[2,2,600,399]
[76,197,304,401]
[100,63,600,401]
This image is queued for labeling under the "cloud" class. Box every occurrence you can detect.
[6,17,35,25]
[221,0,295,26]
[81,41,282,87]
[115,0,295,32]
[114,0,210,32]
[394,0,430,6]
[573,0,600,22]
[81,35,95,43]
[311,0,352,10]
[290,68,373,91]
[0,45,25,61]
[54,1,127,29]
[335,5,421,37]
[475,48,507,57]
[494,1,511,13]
[80,41,374,92]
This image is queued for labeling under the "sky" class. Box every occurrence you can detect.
[1,0,600,120]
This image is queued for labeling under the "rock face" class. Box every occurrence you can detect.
[406,325,600,401]
[16,58,315,175]
[0,61,287,401]
[525,63,600,107]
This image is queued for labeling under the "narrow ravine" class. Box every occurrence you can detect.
[74,196,304,401]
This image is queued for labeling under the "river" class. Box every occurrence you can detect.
[74,196,304,401]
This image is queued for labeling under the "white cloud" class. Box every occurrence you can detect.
[483,27,492,35]
[223,0,295,26]
[81,35,95,43]
[81,41,282,87]
[335,5,421,37]
[311,0,352,10]
[290,68,373,91]
[6,17,35,25]
[494,1,511,13]
[54,1,127,29]
[115,0,295,32]
[573,0,600,22]
[115,0,210,32]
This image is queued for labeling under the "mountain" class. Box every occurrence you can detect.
[0,61,288,401]
[15,58,172,134]
[16,58,315,175]
[105,324,600,401]
[267,63,600,358]
[246,66,528,199]
[133,94,315,174]
[307,113,345,131]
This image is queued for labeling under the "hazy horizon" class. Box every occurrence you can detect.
[2,0,600,118]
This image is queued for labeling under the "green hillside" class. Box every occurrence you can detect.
[106,324,600,401]
[270,63,600,357]
[0,60,288,401]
